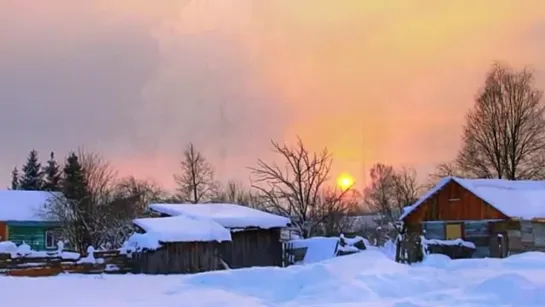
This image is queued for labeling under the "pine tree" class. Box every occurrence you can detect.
[43,152,62,191]
[62,153,88,200]
[62,153,91,252]
[19,149,44,190]
[10,167,19,190]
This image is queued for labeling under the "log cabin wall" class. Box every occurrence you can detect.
[219,228,283,269]
[404,180,508,225]
[132,241,221,274]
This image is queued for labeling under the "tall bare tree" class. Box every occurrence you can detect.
[364,163,420,229]
[174,143,217,203]
[250,137,349,237]
[456,63,545,180]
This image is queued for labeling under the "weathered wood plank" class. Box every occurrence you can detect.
[532,223,545,247]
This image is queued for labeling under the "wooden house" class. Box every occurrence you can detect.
[128,215,232,274]
[148,203,291,268]
[0,190,62,251]
[400,177,545,258]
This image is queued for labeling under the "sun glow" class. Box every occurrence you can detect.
[337,173,354,191]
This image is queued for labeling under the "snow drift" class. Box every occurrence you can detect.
[2,249,545,306]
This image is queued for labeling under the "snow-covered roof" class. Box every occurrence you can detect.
[149,203,291,229]
[0,190,61,222]
[400,177,545,220]
[133,215,231,243]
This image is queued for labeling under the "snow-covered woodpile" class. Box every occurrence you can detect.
[336,234,367,256]
[422,238,476,259]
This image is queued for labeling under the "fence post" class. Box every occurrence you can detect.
[395,239,402,263]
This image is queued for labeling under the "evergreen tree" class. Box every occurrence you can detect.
[10,167,19,190]
[19,149,44,190]
[43,152,62,191]
[62,152,91,252]
[62,153,88,200]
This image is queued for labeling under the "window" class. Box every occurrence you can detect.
[45,230,58,249]
[464,221,489,237]
[422,222,445,240]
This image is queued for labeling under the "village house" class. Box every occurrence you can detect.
[147,203,291,269]
[0,190,62,251]
[400,177,545,258]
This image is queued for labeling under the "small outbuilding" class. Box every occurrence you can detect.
[148,203,291,268]
[126,214,231,274]
[401,177,545,258]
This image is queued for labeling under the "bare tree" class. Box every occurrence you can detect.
[174,143,217,203]
[44,150,150,251]
[250,137,348,238]
[115,177,165,209]
[211,180,259,208]
[427,162,458,187]
[394,167,420,207]
[456,62,545,180]
[364,163,420,230]
[425,161,473,189]
[316,188,359,236]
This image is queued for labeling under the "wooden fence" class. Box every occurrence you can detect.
[282,242,307,266]
[0,250,132,277]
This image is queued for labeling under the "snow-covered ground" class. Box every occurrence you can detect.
[3,250,545,306]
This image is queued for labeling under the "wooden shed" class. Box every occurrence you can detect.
[128,215,232,274]
[400,177,545,258]
[149,203,291,269]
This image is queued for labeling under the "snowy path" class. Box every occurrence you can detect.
[2,251,545,306]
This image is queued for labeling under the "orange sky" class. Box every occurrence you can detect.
[3,1,545,190]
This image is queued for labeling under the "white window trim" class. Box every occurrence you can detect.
[45,230,56,249]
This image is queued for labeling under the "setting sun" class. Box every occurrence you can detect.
[337,173,354,191]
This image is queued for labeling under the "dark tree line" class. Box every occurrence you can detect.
[9,149,166,252]
[11,150,62,192]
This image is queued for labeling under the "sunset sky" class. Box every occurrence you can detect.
[2,1,545,190]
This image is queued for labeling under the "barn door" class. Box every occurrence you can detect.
[445,223,462,240]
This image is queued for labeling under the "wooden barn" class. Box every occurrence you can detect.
[128,215,232,274]
[400,177,545,258]
[148,203,291,269]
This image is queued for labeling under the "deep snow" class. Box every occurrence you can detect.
[3,250,545,306]
[133,215,232,243]
[0,190,61,221]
